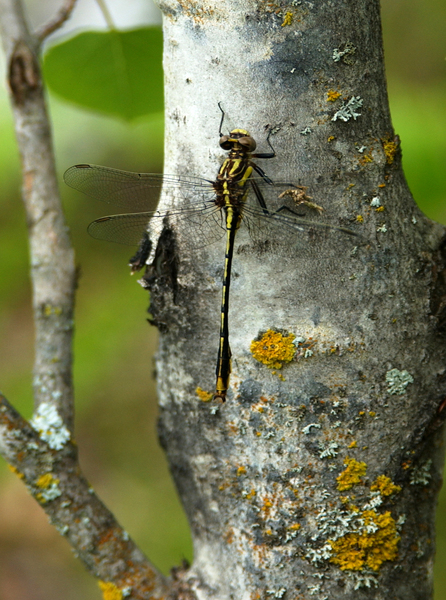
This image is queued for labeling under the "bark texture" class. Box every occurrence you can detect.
[145,1,446,598]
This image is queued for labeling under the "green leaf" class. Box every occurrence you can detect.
[42,27,163,121]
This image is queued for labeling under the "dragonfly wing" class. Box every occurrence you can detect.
[171,204,226,249]
[87,203,226,249]
[241,202,360,260]
[87,213,152,245]
[64,164,214,212]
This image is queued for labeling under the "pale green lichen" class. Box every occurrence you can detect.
[386,368,413,395]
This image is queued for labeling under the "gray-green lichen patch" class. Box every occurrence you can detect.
[331,96,363,122]
[30,402,70,450]
[386,368,414,395]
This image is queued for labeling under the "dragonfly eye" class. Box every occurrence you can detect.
[219,135,257,152]
[219,135,232,149]
[238,136,257,152]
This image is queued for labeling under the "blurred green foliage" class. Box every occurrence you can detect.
[0,1,445,598]
[43,27,163,120]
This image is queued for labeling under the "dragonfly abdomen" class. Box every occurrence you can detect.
[214,204,241,401]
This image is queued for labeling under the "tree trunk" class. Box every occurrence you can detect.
[146,0,446,598]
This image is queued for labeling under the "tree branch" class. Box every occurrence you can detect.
[35,0,78,45]
[0,392,169,599]
[0,0,76,429]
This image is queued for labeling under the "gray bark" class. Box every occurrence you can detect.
[145,0,446,598]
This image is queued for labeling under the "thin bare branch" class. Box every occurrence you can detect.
[36,0,78,44]
[0,0,76,430]
[0,393,169,598]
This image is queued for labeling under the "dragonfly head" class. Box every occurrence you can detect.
[219,129,257,152]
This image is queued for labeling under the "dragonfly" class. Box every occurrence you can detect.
[64,106,358,401]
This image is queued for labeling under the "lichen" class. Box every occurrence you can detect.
[386,368,414,395]
[370,475,401,497]
[333,42,357,64]
[327,90,341,102]
[329,510,399,571]
[8,465,24,479]
[410,459,432,486]
[196,387,213,402]
[30,402,70,450]
[281,12,293,26]
[337,457,367,491]
[331,96,363,122]
[98,581,123,600]
[36,473,57,488]
[382,138,398,164]
[250,330,296,369]
[35,473,61,503]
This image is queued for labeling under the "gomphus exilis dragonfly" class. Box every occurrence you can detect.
[64,106,358,401]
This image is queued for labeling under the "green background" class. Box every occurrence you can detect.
[0,1,445,598]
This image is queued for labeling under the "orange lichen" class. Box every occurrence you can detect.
[382,138,398,164]
[250,330,295,369]
[196,387,213,402]
[329,510,399,571]
[98,581,123,600]
[281,11,293,26]
[358,152,373,165]
[36,473,58,488]
[370,475,401,497]
[8,465,24,479]
[356,215,364,223]
[337,457,367,491]
[327,90,342,102]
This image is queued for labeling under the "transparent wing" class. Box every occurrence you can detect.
[87,213,155,245]
[66,164,360,256]
[237,179,360,259]
[87,203,227,248]
[64,164,215,211]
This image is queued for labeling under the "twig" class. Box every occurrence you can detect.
[0,0,76,430]
[36,0,78,44]
[0,393,169,598]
